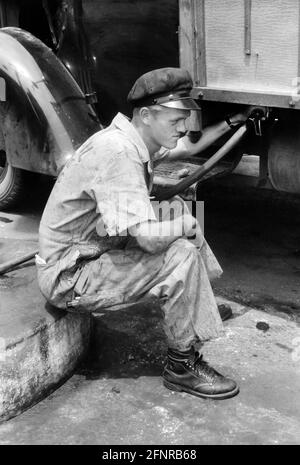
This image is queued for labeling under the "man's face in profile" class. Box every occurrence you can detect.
[148,106,191,150]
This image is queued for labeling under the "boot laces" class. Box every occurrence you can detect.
[186,352,220,381]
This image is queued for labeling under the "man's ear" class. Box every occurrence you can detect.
[139,107,151,126]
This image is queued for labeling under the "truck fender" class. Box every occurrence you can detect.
[0,27,100,177]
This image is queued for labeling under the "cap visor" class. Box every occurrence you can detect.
[160,98,200,111]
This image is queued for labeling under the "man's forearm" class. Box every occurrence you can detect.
[166,110,250,161]
[129,216,196,254]
[187,120,230,155]
[166,120,230,161]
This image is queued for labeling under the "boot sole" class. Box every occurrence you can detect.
[163,379,239,400]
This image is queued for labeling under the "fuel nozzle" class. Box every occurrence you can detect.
[247,107,269,136]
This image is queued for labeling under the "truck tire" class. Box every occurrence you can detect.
[0,151,23,210]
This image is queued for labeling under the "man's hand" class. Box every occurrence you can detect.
[177,167,190,178]
[182,213,197,237]
[229,105,265,126]
[129,214,198,254]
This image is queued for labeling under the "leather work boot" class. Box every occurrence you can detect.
[163,348,239,400]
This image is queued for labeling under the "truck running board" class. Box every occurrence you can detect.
[153,125,248,200]
[153,124,250,200]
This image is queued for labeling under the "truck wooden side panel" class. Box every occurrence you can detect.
[180,0,300,108]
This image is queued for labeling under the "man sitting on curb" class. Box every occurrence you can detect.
[36,68,250,400]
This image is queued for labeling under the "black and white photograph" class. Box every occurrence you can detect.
[0,0,299,447]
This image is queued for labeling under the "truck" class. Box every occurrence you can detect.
[0,0,299,209]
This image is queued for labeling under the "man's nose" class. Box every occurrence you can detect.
[176,120,187,135]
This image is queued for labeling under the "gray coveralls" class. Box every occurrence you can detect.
[36,113,224,350]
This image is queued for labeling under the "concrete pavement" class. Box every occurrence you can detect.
[0,266,299,443]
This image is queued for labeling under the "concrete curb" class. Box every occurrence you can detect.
[0,266,91,422]
[0,307,91,422]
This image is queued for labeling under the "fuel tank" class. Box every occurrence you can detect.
[268,111,300,194]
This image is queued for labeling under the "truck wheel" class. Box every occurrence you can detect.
[0,150,24,210]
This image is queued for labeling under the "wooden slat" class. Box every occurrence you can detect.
[193,0,207,86]
[298,0,300,86]
[179,0,196,79]
[194,87,300,109]
[179,0,207,86]
[179,0,205,133]
[244,0,252,55]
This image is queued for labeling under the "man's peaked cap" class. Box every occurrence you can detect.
[127,67,200,111]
